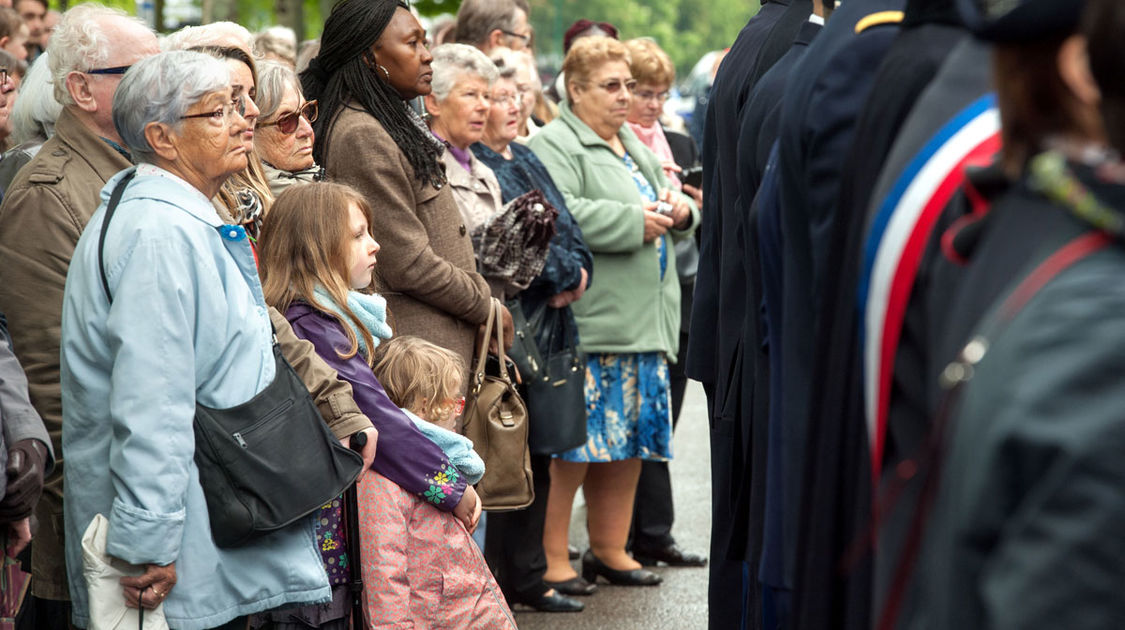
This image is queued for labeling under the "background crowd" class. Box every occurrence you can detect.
[4,0,1125,629]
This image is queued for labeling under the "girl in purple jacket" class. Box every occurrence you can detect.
[258,182,515,629]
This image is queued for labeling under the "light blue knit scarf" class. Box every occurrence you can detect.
[312,286,393,359]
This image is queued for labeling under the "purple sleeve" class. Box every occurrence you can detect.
[286,306,466,512]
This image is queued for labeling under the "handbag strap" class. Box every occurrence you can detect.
[98,170,138,304]
[472,299,497,394]
[491,299,512,383]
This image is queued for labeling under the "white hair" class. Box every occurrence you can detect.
[254,59,301,121]
[430,43,499,102]
[112,50,230,165]
[11,52,62,145]
[46,4,150,106]
[162,21,253,55]
[252,25,296,64]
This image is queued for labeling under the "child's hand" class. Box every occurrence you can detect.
[454,485,482,533]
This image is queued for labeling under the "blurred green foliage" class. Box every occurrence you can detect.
[84,0,757,75]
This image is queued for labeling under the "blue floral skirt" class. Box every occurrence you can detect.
[555,352,673,463]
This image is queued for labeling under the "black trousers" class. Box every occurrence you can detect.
[631,280,694,549]
[484,453,552,603]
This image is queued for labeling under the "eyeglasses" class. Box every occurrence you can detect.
[450,396,466,416]
[635,89,670,103]
[258,100,318,134]
[501,30,530,44]
[491,92,522,107]
[594,78,637,94]
[86,65,132,76]
[180,95,246,125]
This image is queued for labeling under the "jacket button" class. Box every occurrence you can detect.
[460,224,467,236]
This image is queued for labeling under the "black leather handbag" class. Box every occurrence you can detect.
[506,299,588,455]
[98,171,363,548]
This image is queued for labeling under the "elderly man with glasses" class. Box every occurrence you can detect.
[455,0,533,55]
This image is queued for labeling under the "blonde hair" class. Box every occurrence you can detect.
[563,36,631,102]
[373,336,466,424]
[624,38,675,88]
[258,182,378,365]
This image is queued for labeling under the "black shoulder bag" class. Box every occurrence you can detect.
[98,172,363,548]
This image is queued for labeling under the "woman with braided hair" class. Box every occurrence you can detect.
[301,0,512,395]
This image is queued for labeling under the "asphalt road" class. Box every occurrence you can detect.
[513,380,712,630]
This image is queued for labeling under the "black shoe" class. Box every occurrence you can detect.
[581,550,662,586]
[515,590,585,613]
[543,575,598,596]
[632,543,708,567]
[568,544,580,560]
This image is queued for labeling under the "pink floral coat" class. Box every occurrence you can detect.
[357,472,517,629]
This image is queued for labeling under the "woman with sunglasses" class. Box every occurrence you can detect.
[527,36,698,590]
[254,60,321,196]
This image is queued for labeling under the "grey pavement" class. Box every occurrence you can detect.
[513,380,711,630]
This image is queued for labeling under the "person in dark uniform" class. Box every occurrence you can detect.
[915,1,1121,627]
[866,0,1099,627]
[684,2,812,628]
[732,3,825,626]
[759,0,906,627]
[856,35,997,629]
[792,1,967,628]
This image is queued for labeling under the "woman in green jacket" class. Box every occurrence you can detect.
[528,36,699,593]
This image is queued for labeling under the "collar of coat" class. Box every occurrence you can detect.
[54,108,134,179]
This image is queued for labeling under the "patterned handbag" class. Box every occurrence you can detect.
[471,190,558,291]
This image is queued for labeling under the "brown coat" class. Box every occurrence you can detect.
[0,110,374,599]
[322,104,492,372]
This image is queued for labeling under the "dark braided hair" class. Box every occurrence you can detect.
[301,0,445,188]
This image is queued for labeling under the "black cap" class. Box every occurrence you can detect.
[957,0,1087,42]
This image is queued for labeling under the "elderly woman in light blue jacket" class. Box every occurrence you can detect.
[59,51,339,630]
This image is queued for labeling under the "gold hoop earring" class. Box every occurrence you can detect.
[377,64,391,80]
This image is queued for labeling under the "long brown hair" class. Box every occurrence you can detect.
[258,182,377,365]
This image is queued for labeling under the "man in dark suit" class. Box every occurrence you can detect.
[685,2,811,628]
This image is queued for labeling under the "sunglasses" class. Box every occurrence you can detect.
[595,78,637,95]
[258,100,318,134]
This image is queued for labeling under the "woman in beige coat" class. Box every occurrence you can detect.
[300,0,510,378]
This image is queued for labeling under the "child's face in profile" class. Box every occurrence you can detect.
[346,201,380,290]
[425,372,463,431]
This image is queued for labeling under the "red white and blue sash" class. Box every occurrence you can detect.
[858,95,1002,476]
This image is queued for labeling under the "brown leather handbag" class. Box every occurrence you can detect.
[462,299,534,511]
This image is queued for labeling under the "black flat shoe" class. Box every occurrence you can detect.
[568,544,580,560]
[515,590,584,612]
[581,550,662,586]
[632,543,708,567]
[543,575,598,596]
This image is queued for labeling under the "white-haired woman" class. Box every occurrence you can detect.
[254,59,319,196]
[424,43,503,236]
[59,50,369,630]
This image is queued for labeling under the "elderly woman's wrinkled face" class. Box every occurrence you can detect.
[227,58,260,154]
[175,88,250,186]
[484,77,521,149]
[255,83,315,172]
[429,74,490,149]
[627,81,670,129]
[375,7,434,100]
[571,60,633,138]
